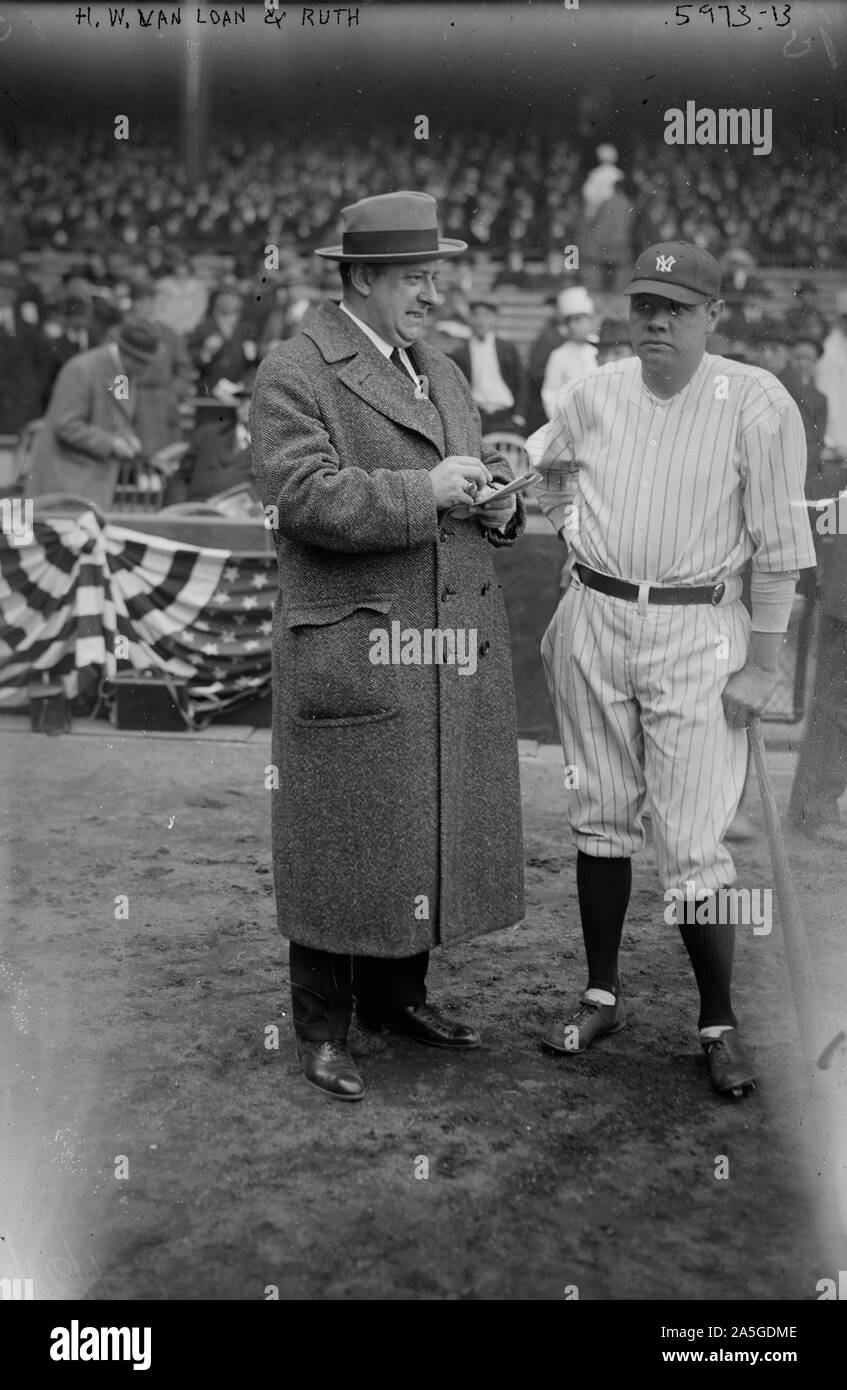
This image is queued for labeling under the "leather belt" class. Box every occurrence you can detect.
[575,564,727,606]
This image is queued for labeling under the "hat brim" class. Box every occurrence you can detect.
[119,345,160,363]
[625,279,711,306]
[314,238,468,261]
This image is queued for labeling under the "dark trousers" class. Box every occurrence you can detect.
[290,942,429,1042]
[789,613,847,828]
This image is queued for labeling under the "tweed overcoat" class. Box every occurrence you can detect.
[250,301,526,956]
[25,344,138,510]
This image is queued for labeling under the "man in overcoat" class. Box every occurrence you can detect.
[250,191,526,1101]
[24,318,164,511]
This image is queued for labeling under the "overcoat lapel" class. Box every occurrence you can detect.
[410,340,472,459]
[304,303,446,455]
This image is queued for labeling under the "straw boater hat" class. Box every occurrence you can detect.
[314,191,467,262]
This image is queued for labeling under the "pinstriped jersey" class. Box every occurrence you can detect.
[537,352,816,586]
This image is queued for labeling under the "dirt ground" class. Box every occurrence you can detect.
[2,718,846,1302]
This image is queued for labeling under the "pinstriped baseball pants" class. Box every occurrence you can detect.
[541,572,750,893]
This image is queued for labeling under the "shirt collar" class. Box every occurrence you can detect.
[629,351,712,411]
[339,301,394,359]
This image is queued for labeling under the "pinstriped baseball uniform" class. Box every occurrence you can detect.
[538,352,816,891]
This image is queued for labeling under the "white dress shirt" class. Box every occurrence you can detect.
[339,302,419,387]
[468,333,514,413]
[541,341,598,419]
[816,325,847,452]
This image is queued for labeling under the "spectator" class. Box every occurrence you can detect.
[719,242,757,293]
[785,278,827,340]
[449,297,527,435]
[164,392,254,505]
[816,289,847,456]
[189,287,259,397]
[526,292,580,433]
[595,317,633,366]
[582,143,622,219]
[130,279,195,401]
[581,178,635,295]
[39,294,96,408]
[23,317,179,510]
[154,254,209,336]
[257,272,323,355]
[0,269,52,435]
[525,317,632,472]
[541,287,597,419]
[751,320,789,377]
[781,332,828,501]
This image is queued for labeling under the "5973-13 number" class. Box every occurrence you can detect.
[675,5,792,25]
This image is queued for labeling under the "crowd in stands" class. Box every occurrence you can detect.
[2,122,846,511]
[3,127,846,269]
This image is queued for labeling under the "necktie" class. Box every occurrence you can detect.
[389,347,408,376]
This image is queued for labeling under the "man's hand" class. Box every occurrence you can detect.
[473,488,517,532]
[429,456,492,509]
[150,441,191,477]
[112,433,142,460]
[722,661,779,728]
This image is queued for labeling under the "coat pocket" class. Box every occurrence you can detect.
[284,597,399,724]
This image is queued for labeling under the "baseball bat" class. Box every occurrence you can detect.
[748,716,825,1069]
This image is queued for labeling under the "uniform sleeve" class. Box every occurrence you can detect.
[740,387,816,573]
[535,390,579,538]
[249,355,439,555]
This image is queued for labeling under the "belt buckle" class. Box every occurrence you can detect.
[711,581,726,606]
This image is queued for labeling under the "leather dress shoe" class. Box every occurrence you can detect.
[297,1039,365,1101]
[701,1027,756,1096]
[356,1001,481,1049]
[541,992,626,1055]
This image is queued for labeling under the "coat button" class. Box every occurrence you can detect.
[441,585,450,601]
[479,639,491,657]
[481,581,490,595]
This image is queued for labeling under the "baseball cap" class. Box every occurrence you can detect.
[625,241,721,306]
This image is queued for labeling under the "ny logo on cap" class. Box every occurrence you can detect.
[656,254,676,273]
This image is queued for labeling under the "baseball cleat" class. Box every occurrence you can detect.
[701,1027,757,1096]
[541,992,626,1055]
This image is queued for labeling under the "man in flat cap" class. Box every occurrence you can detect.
[25,316,175,511]
[251,190,526,1102]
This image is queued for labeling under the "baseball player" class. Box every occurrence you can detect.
[537,242,815,1095]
